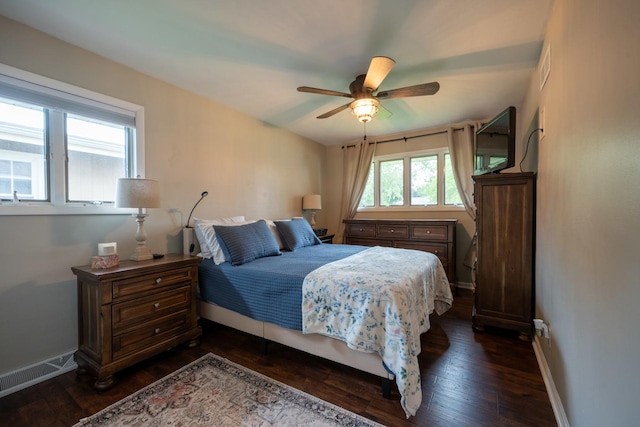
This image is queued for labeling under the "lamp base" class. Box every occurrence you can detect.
[129,243,154,261]
[183,226,196,255]
[129,212,154,261]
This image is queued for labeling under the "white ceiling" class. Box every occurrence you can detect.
[0,0,553,146]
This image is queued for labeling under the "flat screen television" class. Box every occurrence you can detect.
[474,106,516,174]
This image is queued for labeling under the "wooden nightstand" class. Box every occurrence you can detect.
[71,254,202,391]
[319,234,335,244]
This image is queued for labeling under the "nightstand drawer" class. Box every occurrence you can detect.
[112,286,191,330]
[377,224,409,238]
[411,225,449,241]
[112,310,191,359]
[113,267,193,300]
[346,223,376,237]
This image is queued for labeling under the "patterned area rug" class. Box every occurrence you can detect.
[74,353,384,426]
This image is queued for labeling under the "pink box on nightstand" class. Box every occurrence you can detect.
[91,254,120,269]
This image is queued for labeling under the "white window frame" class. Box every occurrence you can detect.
[358,148,465,213]
[0,63,145,216]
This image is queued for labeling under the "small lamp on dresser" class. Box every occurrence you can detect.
[302,194,321,228]
[116,177,160,261]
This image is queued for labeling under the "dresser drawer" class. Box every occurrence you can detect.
[113,267,193,300]
[411,225,449,241]
[112,286,191,330]
[112,310,191,359]
[377,224,409,239]
[346,223,376,238]
[346,237,393,248]
[395,241,449,262]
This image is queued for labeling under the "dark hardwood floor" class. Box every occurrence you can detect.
[0,289,557,426]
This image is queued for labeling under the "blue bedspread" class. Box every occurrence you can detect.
[198,244,367,330]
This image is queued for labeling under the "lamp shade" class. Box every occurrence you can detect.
[302,194,322,210]
[116,178,160,208]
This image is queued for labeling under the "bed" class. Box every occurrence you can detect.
[184,217,453,418]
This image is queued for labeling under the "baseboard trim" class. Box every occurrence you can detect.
[532,336,570,427]
[0,351,77,398]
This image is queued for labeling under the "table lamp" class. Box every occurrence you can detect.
[116,178,160,261]
[302,194,322,228]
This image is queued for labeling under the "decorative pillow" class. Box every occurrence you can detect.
[274,218,321,251]
[193,216,245,261]
[213,220,282,266]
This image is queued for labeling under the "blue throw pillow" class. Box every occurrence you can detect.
[213,220,281,266]
[274,218,321,251]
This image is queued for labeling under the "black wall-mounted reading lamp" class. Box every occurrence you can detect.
[186,191,208,253]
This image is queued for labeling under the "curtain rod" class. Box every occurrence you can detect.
[341,126,465,149]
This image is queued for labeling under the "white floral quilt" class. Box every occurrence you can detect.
[301,246,453,418]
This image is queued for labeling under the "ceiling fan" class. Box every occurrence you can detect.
[297,56,440,123]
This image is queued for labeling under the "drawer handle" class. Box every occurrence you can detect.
[154,328,161,334]
[390,229,394,233]
[155,278,162,284]
[434,250,439,254]
[426,230,431,234]
[154,303,160,308]
[359,228,363,232]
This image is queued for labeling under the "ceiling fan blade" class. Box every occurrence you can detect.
[317,103,350,119]
[377,81,440,99]
[363,56,396,91]
[377,103,392,120]
[297,86,352,98]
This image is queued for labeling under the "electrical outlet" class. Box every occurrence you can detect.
[533,318,550,346]
[546,324,551,348]
[539,106,546,139]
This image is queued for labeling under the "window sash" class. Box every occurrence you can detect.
[410,155,438,206]
[379,159,404,206]
[64,113,132,204]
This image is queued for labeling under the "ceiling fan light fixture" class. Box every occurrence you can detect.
[350,98,379,123]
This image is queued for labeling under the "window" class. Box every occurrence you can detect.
[0,64,144,215]
[360,149,463,210]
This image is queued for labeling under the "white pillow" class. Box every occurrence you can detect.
[194,216,245,260]
[264,219,285,250]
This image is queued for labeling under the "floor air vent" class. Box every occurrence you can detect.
[0,351,77,398]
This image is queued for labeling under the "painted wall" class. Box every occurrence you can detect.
[519,0,640,425]
[0,16,325,374]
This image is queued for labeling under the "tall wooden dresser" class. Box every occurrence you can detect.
[343,218,457,286]
[472,172,535,339]
[71,254,202,390]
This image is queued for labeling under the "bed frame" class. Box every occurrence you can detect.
[183,227,394,396]
[198,299,393,395]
